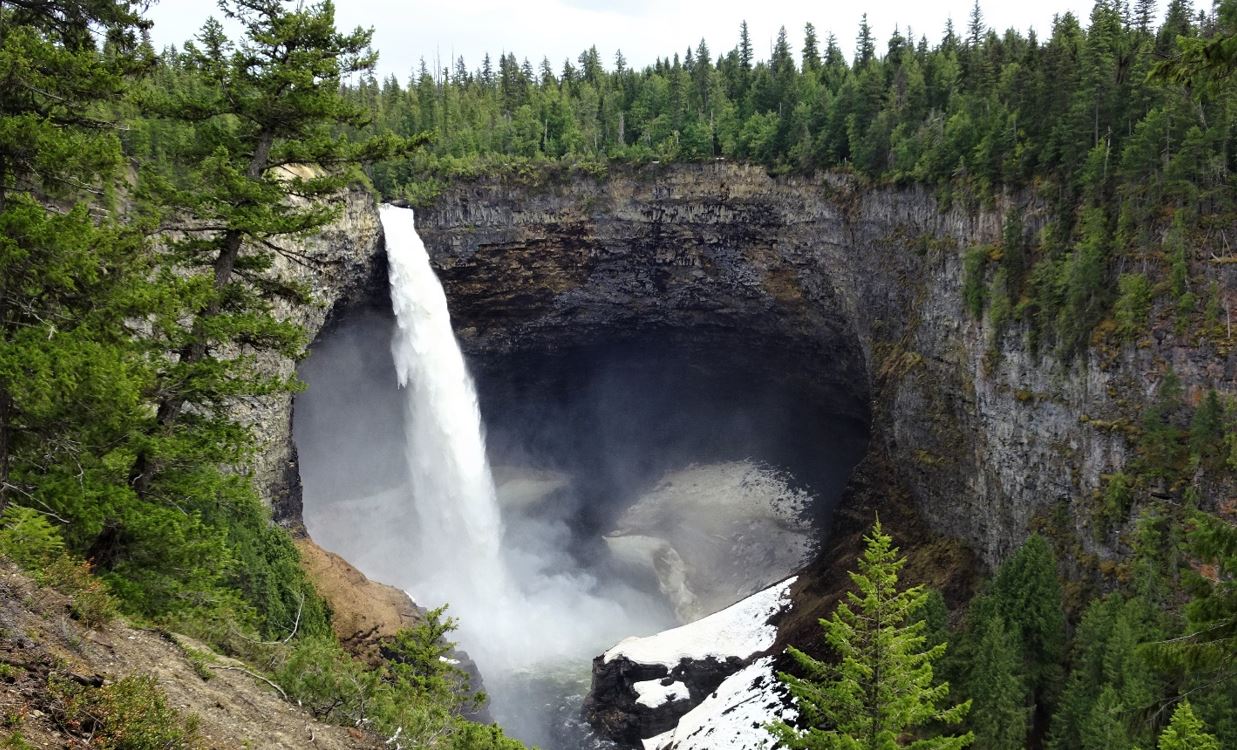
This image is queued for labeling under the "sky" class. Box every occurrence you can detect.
[146,0,1162,82]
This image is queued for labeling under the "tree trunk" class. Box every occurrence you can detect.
[0,385,11,510]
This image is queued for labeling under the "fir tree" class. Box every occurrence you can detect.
[803,22,821,72]
[856,14,876,67]
[772,521,973,749]
[967,615,1029,750]
[1159,701,1222,750]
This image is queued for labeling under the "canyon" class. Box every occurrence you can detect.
[253,162,1231,747]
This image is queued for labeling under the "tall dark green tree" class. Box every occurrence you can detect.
[117,0,414,632]
[967,615,1029,750]
[0,0,151,508]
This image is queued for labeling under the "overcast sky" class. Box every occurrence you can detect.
[146,0,1168,82]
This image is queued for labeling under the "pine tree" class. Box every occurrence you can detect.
[856,14,876,67]
[773,521,973,749]
[131,0,417,499]
[803,22,821,72]
[1189,390,1225,467]
[1159,701,1222,750]
[967,615,1029,750]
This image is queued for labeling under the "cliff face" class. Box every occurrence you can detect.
[263,162,1231,568]
[246,189,385,529]
[410,162,1230,567]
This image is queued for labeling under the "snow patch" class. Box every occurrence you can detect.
[643,657,796,750]
[633,679,690,708]
[604,577,795,667]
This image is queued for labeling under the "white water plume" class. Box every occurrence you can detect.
[379,205,668,687]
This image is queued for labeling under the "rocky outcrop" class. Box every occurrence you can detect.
[582,577,796,747]
[294,538,420,664]
[244,189,385,530]
[260,164,1229,746]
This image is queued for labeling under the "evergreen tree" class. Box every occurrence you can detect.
[856,14,876,67]
[739,20,753,70]
[988,534,1067,704]
[772,521,973,749]
[1159,702,1222,750]
[803,22,821,72]
[0,1,152,507]
[967,616,1029,750]
[132,0,416,498]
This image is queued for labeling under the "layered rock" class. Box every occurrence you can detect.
[412,163,1232,566]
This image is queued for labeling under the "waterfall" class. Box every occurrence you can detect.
[381,205,508,607]
[378,205,669,739]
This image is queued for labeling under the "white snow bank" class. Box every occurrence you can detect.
[604,577,795,667]
[643,657,796,750]
[633,679,690,708]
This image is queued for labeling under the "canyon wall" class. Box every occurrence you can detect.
[266,162,1232,571]
[413,163,1231,567]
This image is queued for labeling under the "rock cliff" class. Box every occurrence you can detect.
[411,162,1231,566]
[262,158,1232,595]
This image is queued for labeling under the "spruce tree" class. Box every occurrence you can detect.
[1159,701,1222,750]
[772,521,973,749]
[967,615,1029,750]
[988,534,1067,704]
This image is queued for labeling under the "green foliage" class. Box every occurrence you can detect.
[1137,372,1190,483]
[51,674,205,750]
[1098,471,1135,530]
[0,507,117,628]
[274,614,523,748]
[1151,511,1236,681]
[772,520,972,749]
[986,268,1012,357]
[0,506,64,569]
[1047,594,1164,750]
[966,615,1028,750]
[314,4,1234,357]
[1189,390,1226,470]
[1114,273,1153,342]
[986,535,1067,704]
[962,246,989,318]
[1159,701,1221,750]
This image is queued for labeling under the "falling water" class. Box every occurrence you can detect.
[383,205,509,610]
[380,205,671,744]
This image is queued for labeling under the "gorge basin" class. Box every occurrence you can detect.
[292,207,868,747]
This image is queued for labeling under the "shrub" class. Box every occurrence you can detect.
[0,506,64,569]
[963,245,990,317]
[52,674,205,750]
[1113,273,1152,342]
[0,506,116,628]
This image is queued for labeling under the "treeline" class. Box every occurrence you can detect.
[0,0,518,746]
[330,0,1235,358]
